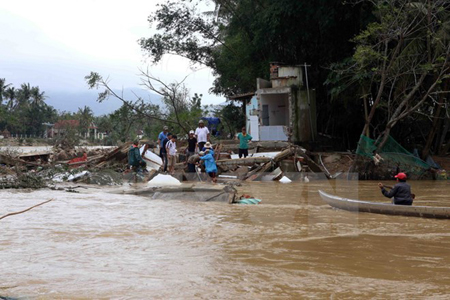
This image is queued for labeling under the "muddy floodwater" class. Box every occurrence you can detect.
[1,180,450,299]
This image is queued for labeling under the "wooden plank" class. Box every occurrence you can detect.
[246,161,273,181]
[216,157,271,167]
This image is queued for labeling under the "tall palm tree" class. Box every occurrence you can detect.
[30,86,46,106]
[15,83,32,108]
[77,106,94,137]
[4,87,16,111]
[0,78,11,106]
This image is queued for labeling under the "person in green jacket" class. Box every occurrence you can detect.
[128,140,146,173]
[236,127,252,158]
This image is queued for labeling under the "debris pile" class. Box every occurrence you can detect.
[1,139,349,190]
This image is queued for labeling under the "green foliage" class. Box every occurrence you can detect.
[327,0,450,151]
[0,79,58,137]
[214,102,245,137]
[140,0,372,97]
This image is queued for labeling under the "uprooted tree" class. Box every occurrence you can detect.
[85,70,204,136]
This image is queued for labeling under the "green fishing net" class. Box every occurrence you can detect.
[356,135,431,176]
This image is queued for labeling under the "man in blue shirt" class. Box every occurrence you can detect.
[157,125,169,165]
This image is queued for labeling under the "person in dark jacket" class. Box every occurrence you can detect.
[160,133,172,172]
[128,140,146,179]
[378,172,413,205]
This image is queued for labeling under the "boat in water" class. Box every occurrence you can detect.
[318,190,450,219]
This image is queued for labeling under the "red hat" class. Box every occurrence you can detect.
[395,172,407,180]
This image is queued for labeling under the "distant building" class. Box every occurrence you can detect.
[51,120,80,138]
[2,129,11,138]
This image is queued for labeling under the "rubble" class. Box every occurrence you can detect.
[1,139,344,190]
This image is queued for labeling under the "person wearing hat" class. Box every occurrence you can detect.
[195,120,210,151]
[199,149,217,183]
[201,141,214,156]
[185,130,197,159]
[378,172,413,205]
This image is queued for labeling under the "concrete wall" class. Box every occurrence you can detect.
[259,93,289,126]
[278,66,303,85]
[245,96,259,132]
[290,88,316,143]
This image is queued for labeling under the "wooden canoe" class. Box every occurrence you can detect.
[318,190,450,219]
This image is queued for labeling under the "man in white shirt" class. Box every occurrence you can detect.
[166,134,177,174]
[195,120,210,150]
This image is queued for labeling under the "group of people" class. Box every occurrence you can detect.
[128,120,254,183]
[128,123,415,204]
[157,120,219,182]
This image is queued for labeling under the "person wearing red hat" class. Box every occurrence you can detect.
[378,172,413,205]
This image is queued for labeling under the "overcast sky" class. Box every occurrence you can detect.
[0,0,223,111]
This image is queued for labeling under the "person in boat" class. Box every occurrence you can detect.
[128,140,146,178]
[378,172,413,205]
[199,149,217,183]
[236,126,252,158]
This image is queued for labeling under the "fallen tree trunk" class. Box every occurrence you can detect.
[216,157,271,167]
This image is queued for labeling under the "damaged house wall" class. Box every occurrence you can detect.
[255,64,317,143]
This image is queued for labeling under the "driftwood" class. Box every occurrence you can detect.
[242,164,264,180]
[0,154,42,167]
[216,157,271,167]
[246,161,273,181]
[0,199,54,221]
[221,141,290,152]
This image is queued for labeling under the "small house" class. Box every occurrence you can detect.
[231,63,317,143]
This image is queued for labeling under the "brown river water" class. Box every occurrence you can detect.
[1,179,449,299]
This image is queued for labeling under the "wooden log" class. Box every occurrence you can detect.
[216,157,271,167]
[221,141,291,152]
[246,161,273,181]
[242,164,264,180]
[273,147,295,162]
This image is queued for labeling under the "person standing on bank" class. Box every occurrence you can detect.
[185,130,197,158]
[160,133,172,173]
[378,172,413,205]
[157,125,169,158]
[195,120,209,151]
[166,134,177,175]
[128,140,146,181]
[237,127,252,158]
